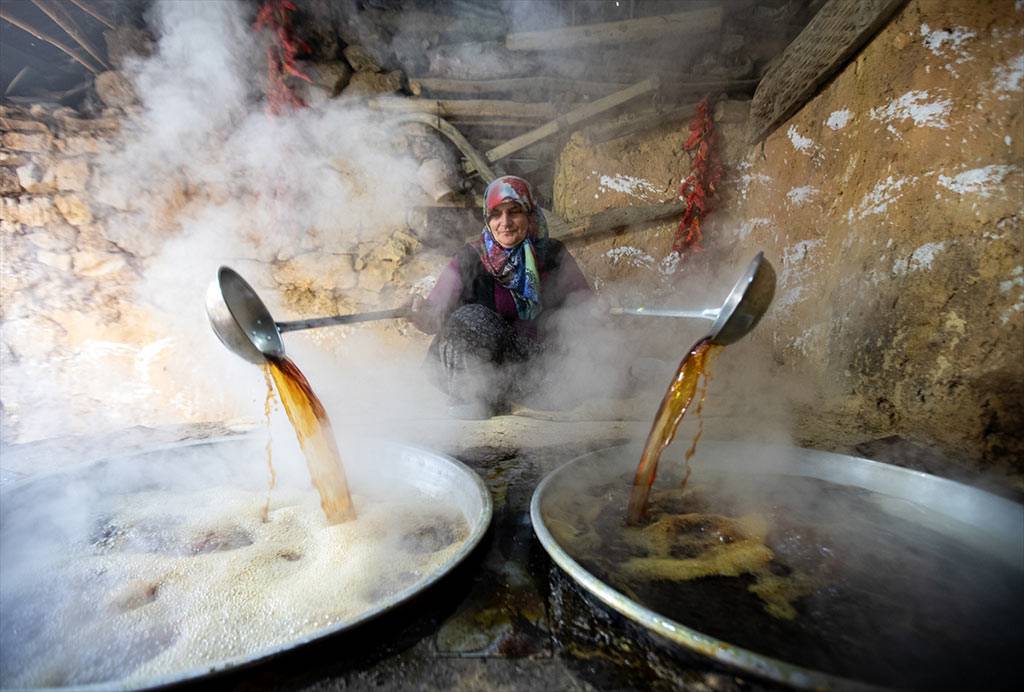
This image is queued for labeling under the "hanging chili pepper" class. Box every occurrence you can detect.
[673,97,722,256]
[254,0,311,115]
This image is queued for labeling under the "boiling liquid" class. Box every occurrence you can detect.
[627,337,721,524]
[266,356,355,524]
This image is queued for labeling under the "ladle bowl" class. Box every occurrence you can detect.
[206,267,408,364]
[610,252,776,345]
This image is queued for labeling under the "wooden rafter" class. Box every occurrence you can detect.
[31,0,109,70]
[0,7,101,74]
[67,0,115,31]
[462,77,659,175]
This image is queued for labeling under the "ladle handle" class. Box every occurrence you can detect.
[277,307,409,333]
[610,307,720,321]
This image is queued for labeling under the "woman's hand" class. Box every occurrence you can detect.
[405,294,440,334]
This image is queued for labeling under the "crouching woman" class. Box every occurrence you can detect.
[409,175,594,418]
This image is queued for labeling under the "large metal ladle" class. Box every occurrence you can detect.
[206,266,408,364]
[609,252,776,345]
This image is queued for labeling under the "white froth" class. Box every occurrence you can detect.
[4,486,468,687]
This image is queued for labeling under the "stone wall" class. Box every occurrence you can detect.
[554,0,1024,488]
[0,102,446,444]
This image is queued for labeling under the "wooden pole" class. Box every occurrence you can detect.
[462,77,659,174]
[31,0,109,70]
[0,9,100,74]
[505,7,722,51]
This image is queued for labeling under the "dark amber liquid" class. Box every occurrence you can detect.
[266,356,355,524]
[627,337,721,524]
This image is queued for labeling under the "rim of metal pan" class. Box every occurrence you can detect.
[529,440,1023,690]
[1,434,493,691]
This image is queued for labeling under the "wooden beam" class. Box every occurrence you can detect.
[0,8,101,74]
[585,101,699,144]
[31,0,109,70]
[409,76,630,98]
[749,0,907,144]
[67,0,115,30]
[462,77,659,174]
[366,98,556,120]
[505,7,722,51]
[552,200,686,243]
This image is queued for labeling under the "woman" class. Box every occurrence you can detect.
[409,175,595,419]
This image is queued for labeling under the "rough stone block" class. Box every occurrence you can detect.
[344,70,403,97]
[37,250,73,272]
[0,116,50,133]
[343,45,382,73]
[2,131,52,153]
[0,151,26,170]
[73,250,127,277]
[0,167,19,195]
[273,253,358,292]
[99,215,164,257]
[25,225,77,252]
[95,71,138,109]
[54,158,90,191]
[1,317,60,361]
[56,136,102,155]
[15,161,56,194]
[1,197,55,227]
[55,195,93,226]
[357,261,397,293]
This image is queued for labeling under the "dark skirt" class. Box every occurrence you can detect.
[426,304,542,408]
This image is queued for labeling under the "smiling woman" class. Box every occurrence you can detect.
[408,175,595,419]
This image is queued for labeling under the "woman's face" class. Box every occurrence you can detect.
[487,201,530,249]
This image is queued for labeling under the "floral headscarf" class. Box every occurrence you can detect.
[478,176,549,320]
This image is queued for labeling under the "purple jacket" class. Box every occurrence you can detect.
[423,239,592,339]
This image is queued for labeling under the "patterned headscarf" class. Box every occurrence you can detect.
[478,176,549,320]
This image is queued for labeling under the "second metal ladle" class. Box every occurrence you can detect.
[206,266,408,364]
[610,252,776,345]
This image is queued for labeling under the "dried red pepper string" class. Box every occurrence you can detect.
[673,97,722,255]
[255,0,310,115]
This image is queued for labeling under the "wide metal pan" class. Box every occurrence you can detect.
[0,435,492,689]
[530,441,1023,689]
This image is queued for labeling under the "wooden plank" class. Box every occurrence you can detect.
[505,7,722,51]
[462,77,659,174]
[749,0,907,144]
[366,98,556,120]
